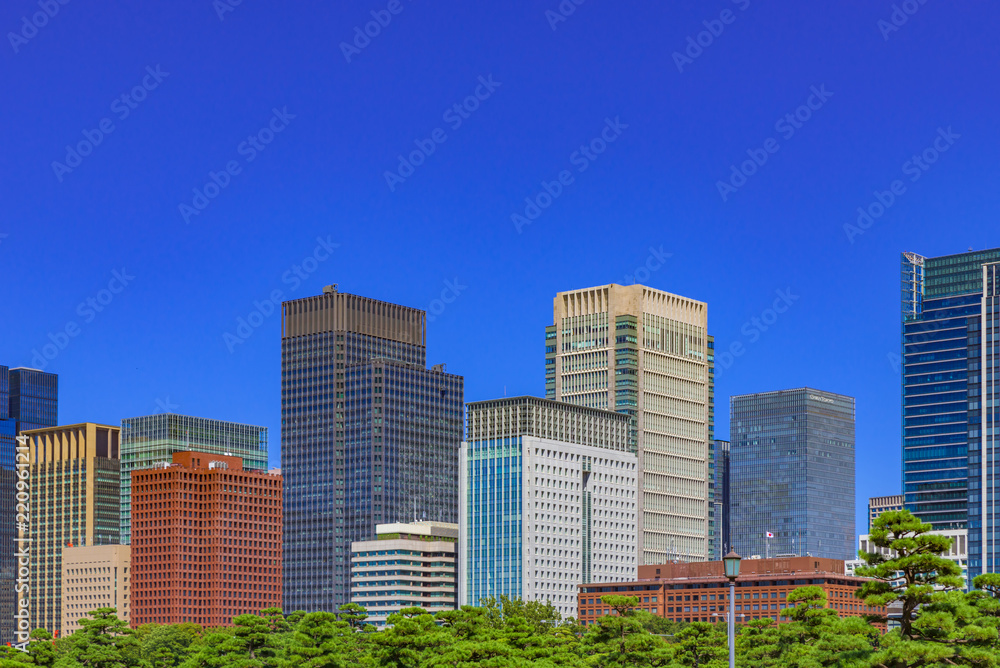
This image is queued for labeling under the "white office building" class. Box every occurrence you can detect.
[459,397,638,619]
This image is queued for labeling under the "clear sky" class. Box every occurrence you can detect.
[3,0,998,539]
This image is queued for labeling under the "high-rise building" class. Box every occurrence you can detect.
[130,452,282,627]
[350,521,458,627]
[62,545,131,633]
[547,284,714,564]
[119,414,268,545]
[900,249,1000,579]
[713,439,731,559]
[282,286,464,612]
[459,396,637,619]
[8,368,59,433]
[868,494,903,532]
[730,388,855,561]
[24,423,121,636]
[0,366,58,643]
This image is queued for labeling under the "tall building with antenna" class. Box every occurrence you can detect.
[282,286,464,612]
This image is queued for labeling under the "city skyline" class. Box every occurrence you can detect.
[10,268,993,542]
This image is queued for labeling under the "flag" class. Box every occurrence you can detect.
[766,532,774,538]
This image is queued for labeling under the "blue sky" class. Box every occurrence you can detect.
[3,0,998,538]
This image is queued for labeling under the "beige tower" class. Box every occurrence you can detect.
[547,284,712,565]
[23,423,121,636]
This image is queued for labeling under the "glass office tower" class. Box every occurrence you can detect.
[282,286,464,612]
[119,414,268,545]
[731,388,855,560]
[901,249,1000,577]
[713,439,731,559]
[0,366,58,644]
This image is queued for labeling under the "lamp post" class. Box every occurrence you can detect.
[723,550,742,668]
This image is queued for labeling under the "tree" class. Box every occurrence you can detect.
[672,622,727,667]
[856,509,963,638]
[57,607,142,668]
[138,623,201,668]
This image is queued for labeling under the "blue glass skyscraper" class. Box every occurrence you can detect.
[901,250,1000,578]
[282,286,464,612]
[0,366,58,643]
[730,388,855,560]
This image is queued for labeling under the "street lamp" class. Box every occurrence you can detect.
[723,551,742,668]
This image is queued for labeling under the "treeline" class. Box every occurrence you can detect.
[4,510,1000,667]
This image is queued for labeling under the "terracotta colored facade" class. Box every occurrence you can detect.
[130,452,282,627]
[578,557,885,627]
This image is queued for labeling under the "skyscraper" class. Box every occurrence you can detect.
[24,422,121,635]
[547,284,713,564]
[119,414,268,545]
[713,439,731,559]
[901,249,1000,578]
[459,396,637,619]
[282,286,464,612]
[0,366,58,643]
[730,388,855,560]
[130,452,282,627]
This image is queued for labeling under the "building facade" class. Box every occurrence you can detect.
[62,544,131,634]
[0,366,58,643]
[119,414,268,546]
[350,521,457,627]
[713,439,731,560]
[900,249,1000,578]
[578,556,884,626]
[130,452,282,627]
[460,396,638,619]
[282,286,464,612]
[868,495,904,532]
[731,388,856,561]
[24,423,121,636]
[547,284,714,565]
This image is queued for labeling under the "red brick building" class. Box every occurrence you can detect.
[578,556,885,627]
[130,452,282,627]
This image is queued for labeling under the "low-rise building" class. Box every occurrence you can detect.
[578,556,886,627]
[62,545,130,634]
[350,521,457,627]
